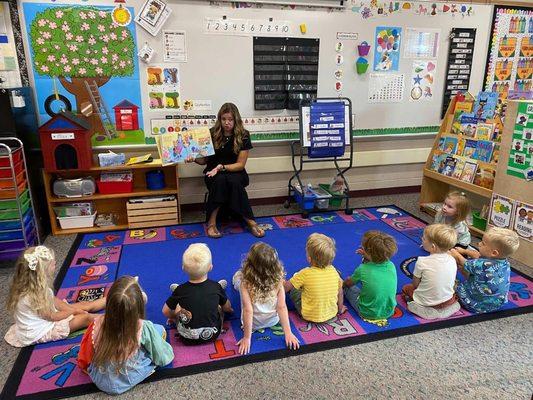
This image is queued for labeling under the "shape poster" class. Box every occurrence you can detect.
[373,26,401,71]
[484,6,533,100]
[489,193,515,229]
[22,3,146,146]
[506,102,533,181]
[513,201,533,242]
[409,60,436,101]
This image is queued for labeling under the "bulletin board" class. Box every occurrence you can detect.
[17,0,494,147]
[488,100,532,267]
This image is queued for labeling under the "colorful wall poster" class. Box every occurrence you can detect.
[409,60,436,101]
[403,28,439,59]
[23,3,145,146]
[484,6,533,100]
[513,201,532,242]
[146,65,180,110]
[489,193,515,229]
[373,26,401,71]
[507,102,533,180]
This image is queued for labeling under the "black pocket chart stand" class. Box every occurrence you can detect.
[284,97,353,218]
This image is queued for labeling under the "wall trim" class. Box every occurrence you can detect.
[181,185,422,212]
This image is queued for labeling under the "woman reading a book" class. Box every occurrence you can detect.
[188,103,265,239]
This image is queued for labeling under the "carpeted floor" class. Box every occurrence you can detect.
[1,193,532,399]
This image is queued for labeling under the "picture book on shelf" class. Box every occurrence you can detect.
[456,138,466,156]
[473,140,494,163]
[156,127,215,166]
[473,164,496,189]
[437,137,445,151]
[452,158,466,179]
[475,122,494,140]
[460,161,477,183]
[469,91,498,120]
[443,137,458,154]
[459,116,479,137]
[441,156,457,177]
[430,152,447,172]
[463,139,478,158]
[454,100,474,114]
[491,144,500,164]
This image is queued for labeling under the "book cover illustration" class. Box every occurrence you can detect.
[437,137,445,151]
[443,137,458,154]
[441,156,457,177]
[475,123,494,140]
[156,127,214,165]
[452,158,466,179]
[473,165,496,189]
[456,138,466,156]
[469,91,498,120]
[430,152,447,172]
[473,140,494,162]
[460,161,477,183]
[513,202,533,241]
[463,139,478,158]
[491,144,500,164]
[459,116,479,137]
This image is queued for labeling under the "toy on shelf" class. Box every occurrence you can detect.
[39,110,93,172]
[0,138,40,260]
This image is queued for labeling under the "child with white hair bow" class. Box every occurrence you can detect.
[5,246,106,347]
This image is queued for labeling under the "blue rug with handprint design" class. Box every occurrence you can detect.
[3,206,532,400]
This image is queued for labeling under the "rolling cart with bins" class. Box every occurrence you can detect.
[0,138,40,260]
[284,98,353,218]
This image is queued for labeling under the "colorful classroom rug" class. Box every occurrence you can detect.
[2,206,532,400]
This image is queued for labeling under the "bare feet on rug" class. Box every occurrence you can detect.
[247,221,265,238]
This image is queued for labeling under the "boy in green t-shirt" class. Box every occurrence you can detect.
[343,231,398,320]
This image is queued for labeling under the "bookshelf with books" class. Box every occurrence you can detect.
[420,92,504,236]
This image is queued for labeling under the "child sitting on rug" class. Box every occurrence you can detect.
[434,191,472,248]
[402,224,460,319]
[450,227,520,314]
[5,246,106,348]
[78,276,173,395]
[232,242,300,355]
[163,243,233,344]
[343,231,398,321]
[284,233,346,323]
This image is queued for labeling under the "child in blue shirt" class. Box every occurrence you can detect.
[451,227,520,314]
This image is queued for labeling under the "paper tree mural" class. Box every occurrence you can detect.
[29,6,135,137]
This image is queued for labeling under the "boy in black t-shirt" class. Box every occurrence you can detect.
[162,243,233,344]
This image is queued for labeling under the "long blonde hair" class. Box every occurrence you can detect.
[92,276,145,369]
[446,191,471,225]
[241,242,285,303]
[7,246,56,318]
[212,102,247,154]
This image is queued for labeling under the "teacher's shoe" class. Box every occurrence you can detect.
[248,222,265,238]
[206,224,222,239]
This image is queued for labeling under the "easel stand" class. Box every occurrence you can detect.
[285,98,353,218]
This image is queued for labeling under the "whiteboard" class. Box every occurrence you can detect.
[18,0,494,138]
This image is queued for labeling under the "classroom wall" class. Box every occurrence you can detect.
[18,0,498,204]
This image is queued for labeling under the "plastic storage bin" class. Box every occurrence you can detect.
[311,186,332,209]
[0,209,33,230]
[293,187,317,210]
[97,172,133,194]
[0,148,22,167]
[0,161,23,178]
[318,184,343,207]
[0,171,25,189]
[57,212,97,229]
[0,190,29,209]
[472,211,487,231]
[0,198,30,220]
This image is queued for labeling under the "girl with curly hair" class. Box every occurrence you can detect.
[232,242,299,355]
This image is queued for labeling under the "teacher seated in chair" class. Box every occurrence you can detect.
[188,102,265,239]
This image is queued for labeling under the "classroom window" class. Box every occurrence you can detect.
[253,37,319,110]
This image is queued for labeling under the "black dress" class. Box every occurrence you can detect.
[204,129,254,221]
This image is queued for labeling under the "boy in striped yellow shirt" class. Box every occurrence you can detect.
[284,233,346,322]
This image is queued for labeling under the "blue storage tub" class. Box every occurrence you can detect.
[0,220,35,241]
[293,188,317,210]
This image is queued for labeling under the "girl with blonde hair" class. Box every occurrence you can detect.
[5,246,105,347]
[78,276,173,395]
[232,242,299,355]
